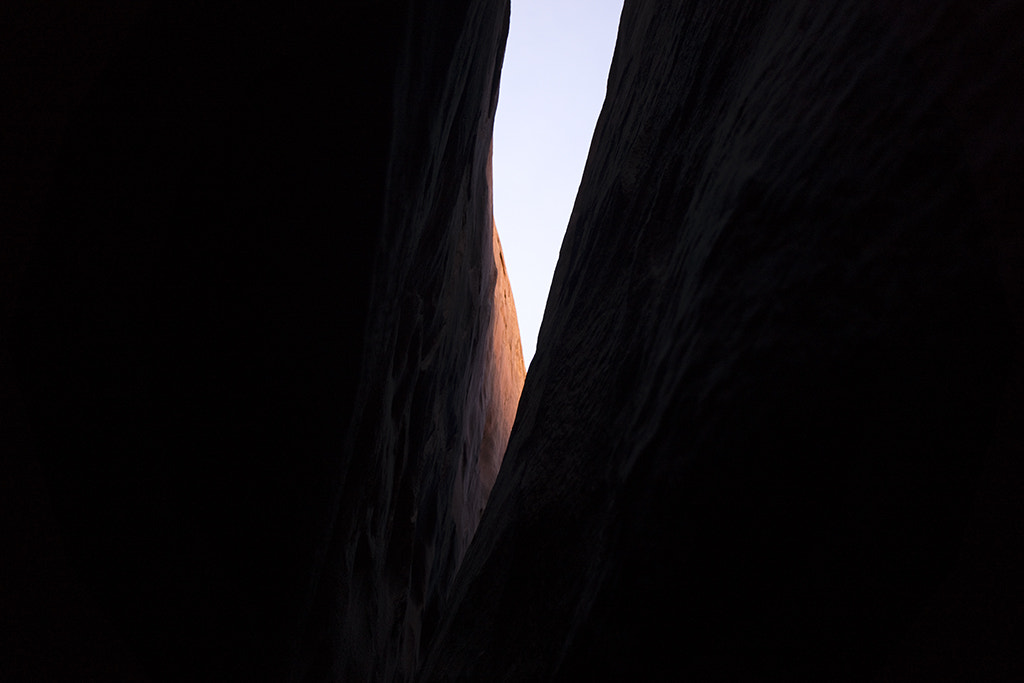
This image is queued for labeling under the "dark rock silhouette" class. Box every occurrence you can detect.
[6,2,518,680]
[2,0,1021,681]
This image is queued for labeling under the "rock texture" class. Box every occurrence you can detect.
[3,1,1022,682]
[309,5,520,679]
[482,219,527,497]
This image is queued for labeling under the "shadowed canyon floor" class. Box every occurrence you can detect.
[2,1,1022,681]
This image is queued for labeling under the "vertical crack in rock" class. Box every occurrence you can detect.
[5,1,1022,681]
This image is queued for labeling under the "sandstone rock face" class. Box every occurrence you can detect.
[421,1,1022,680]
[315,5,518,678]
[4,0,1022,681]
[481,220,527,499]
[10,1,518,681]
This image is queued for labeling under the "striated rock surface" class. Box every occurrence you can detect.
[422,1,1022,681]
[311,5,520,679]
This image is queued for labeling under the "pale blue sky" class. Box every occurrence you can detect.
[492,0,624,368]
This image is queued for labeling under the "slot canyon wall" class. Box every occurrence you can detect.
[4,1,521,681]
[1,1,1021,682]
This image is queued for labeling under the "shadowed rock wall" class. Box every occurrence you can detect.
[7,1,519,681]
[4,0,1022,681]
[1,3,156,679]
[304,3,519,680]
[421,1,1022,680]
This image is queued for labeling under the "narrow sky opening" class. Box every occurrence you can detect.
[493,0,624,368]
